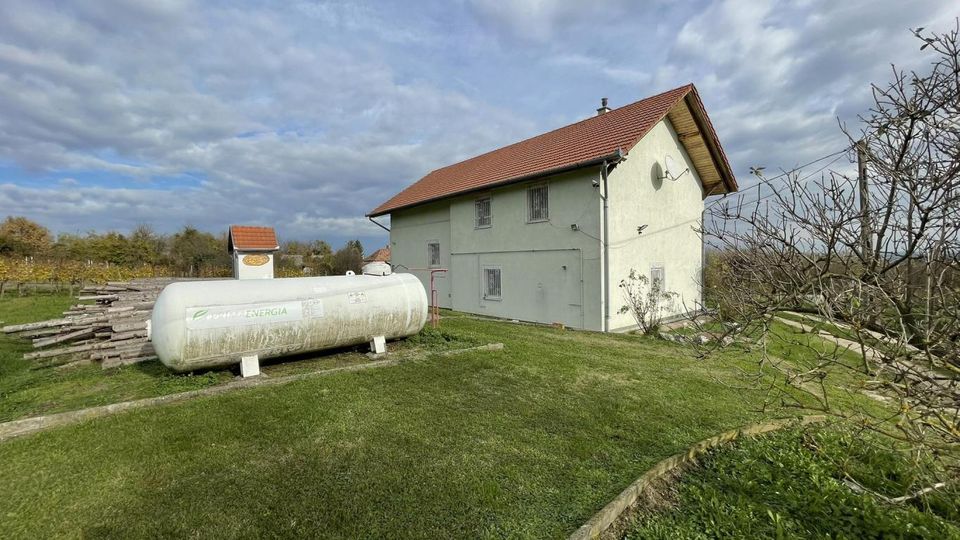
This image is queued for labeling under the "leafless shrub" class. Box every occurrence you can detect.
[619,268,677,335]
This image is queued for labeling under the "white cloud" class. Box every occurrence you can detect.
[0,0,534,244]
[655,0,952,180]
[548,54,651,86]
[0,0,953,247]
[466,0,640,42]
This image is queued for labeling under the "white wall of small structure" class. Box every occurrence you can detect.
[233,251,275,280]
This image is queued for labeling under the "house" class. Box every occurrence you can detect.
[364,246,391,263]
[227,225,279,280]
[367,84,737,332]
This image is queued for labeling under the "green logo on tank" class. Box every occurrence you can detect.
[192,309,209,320]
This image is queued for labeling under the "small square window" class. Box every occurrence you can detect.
[483,267,502,300]
[650,266,665,291]
[428,241,440,267]
[526,184,549,222]
[475,197,492,228]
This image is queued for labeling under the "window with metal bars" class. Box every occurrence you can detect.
[650,265,665,291]
[475,197,491,228]
[483,267,501,300]
[526,184,548,222]
[428,241,440,267]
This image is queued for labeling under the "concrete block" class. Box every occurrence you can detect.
[240,355,260,378]
[370,335,386,354]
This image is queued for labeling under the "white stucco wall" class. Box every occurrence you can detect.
[606,118,706,331]
[233,251,275,279]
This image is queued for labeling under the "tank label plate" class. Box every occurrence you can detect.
[185,301,303,330]
[303,298,325,318]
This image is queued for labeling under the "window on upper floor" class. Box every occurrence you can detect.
[428,241,440,267]
[527,184,548,222]
[475,197,491,228]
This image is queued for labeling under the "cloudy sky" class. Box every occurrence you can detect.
[0,0,954,250]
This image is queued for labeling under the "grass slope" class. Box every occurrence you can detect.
[626,425,960,539]
[0,299,890,538]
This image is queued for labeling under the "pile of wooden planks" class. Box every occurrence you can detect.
[2,278,190,369]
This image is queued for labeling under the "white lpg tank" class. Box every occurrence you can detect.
[150,273,428,372]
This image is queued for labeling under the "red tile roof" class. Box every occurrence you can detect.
[369,84,735,217]
[364,246,391,262]
[228,225,279,252]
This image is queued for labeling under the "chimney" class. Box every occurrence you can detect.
[596,97,611,116]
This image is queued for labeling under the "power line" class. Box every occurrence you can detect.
[729,153,846,209]
[728,147,852,195]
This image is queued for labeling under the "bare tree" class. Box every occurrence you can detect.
[691,23,960,478]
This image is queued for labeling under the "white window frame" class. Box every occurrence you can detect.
[526,184,549,223]
[482,265,502,301]
[427,241,441,268]
[475,196,492,229]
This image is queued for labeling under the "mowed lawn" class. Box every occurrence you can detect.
[0,296,882,538]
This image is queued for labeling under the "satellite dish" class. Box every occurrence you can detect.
[664,155,678,181]
[662,154,689,182]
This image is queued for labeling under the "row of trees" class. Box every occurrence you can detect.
[0,217,368,280]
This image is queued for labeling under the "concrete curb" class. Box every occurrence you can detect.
[568,415,827,540]
[0,357,402,443]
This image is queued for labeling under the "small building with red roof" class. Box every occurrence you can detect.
[369,84,737,331]
[228,225,279,280]
[364,246,391,263]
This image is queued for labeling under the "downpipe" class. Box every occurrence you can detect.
[599,151,623,332]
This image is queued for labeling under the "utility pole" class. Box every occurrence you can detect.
[857,140,872,266]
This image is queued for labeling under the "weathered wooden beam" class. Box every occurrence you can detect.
[24,342,98,360]
[3,318,73,333]
[110,329,148,341]
[112,321,146,333]
[77,294,119,301]
[33,327,96,348]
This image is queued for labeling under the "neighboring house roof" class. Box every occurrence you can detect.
[228,225,279,252]
[369,84,737,217]
[364,246,391,262]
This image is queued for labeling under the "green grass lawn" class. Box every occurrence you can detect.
[626,424,960,539]
[0,293,447,423]
[0,293,236,422]
[0,295,896,538]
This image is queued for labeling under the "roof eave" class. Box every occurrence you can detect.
[367,149,624,217]
[228,245,280,253]
[683,90,738,194]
